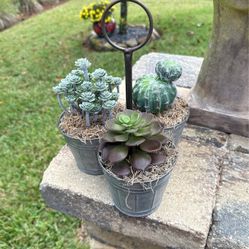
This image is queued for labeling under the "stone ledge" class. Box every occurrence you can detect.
[40,128,222,249]
[207,151,249,249]
[132,52,203,88]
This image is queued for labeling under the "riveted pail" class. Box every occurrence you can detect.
[58,112,103,175]
[99,158,173,217]
[163,114,189,145]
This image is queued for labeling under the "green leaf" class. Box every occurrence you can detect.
[105,120,125,132]
[130,111,141,124]
[130,151,152,171]
[113,133,129,142]
[140,112,154,125]
[102,132,115,142]
[112,161,131,177]
[150,121,163,136]
[108,145,128,163]
[125,135,145,146]
[134,127,151,137]
[118,114,130,124]
[140,140,162,153]
[149,134,168,145]
[125,128,139,133]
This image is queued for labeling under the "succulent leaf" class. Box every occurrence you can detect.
[105,120,125,132]
[150,121,163,136]
[113,77,122,86]
[99,91,112,101]
[102,132,116,142]
[150,153,167,165]
[112,161,131,177]
[134,127,152,137]
[80,92,95,102]
[95,80,108,92]
[149,134,168,145]
[130,151,152,171]
[80,81,92,91]
[111,92,119,100]
[102,100,117,110]
[92,68,107,80]
[125,135,145,146]
[101,144,115,161]
[140,140,162,153]
[79,102,95,112]
[75,58,91,70]
[112,133,129,142]
[108,145,129,163]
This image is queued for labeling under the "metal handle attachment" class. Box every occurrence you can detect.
[101,0,154,109]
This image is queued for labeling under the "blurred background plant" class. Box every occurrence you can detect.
[80,0,114,23]
[0,0,65,30]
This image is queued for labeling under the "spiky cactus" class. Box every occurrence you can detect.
[133,60,182,114]
[53,58,121,127]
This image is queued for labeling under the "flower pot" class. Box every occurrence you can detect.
[163,114,189,145]
[93,20,116,38]
[58,112,103,175]
[99,158,173,217]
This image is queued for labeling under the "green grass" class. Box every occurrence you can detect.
[0,0,213,248]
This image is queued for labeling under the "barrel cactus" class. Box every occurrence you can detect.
[133,60,182,114]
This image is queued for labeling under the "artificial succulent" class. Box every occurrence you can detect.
[53,58,121,127]
[99,110,169,178]
[133,60,182,114]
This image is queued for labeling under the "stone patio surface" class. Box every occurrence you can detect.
[40,53,249,249]
[40,124,249,249]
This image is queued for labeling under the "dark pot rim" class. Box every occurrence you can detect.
[163,109,189,130]
[57,111,100,143]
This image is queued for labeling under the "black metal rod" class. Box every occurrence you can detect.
[124,51,133,109]
[101,0,154,110]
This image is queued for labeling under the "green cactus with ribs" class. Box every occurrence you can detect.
[133,60,182,114]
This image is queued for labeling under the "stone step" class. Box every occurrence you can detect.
[40,125,226,249]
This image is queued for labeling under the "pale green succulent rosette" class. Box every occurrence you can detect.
[53,57,121,127]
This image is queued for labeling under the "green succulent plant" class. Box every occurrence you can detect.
[99,110,169,178]
[53,58,121,127]
[133,60,182,114]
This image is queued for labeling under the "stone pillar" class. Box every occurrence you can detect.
[189,0,249,137]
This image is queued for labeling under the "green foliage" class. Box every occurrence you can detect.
[80,0,114,23]
[0,0,212,247]
[53,58,121,126]
[100,110,169,176]
[133,60,182,114]
[0,0,17,14]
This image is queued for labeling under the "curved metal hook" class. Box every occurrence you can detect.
[101,0,154,52]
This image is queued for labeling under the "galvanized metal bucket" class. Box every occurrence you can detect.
[99,159,173,217]
[163,114,189,145]
[58,112,103,175]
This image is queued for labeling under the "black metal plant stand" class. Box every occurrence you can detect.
[101,0,154,109]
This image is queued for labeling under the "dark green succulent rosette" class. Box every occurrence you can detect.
[99,110,170,178]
